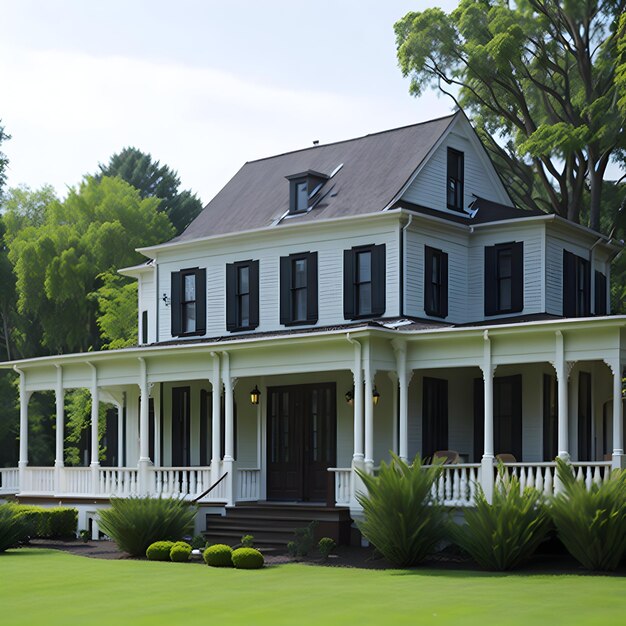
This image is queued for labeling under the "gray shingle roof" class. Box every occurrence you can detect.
[174,114,458,242]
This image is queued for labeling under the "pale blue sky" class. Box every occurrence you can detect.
[0,0,463,203]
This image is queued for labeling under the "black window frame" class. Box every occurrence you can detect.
[594,270,607,316]
[171,267,206,337]
[424,246,448,318]
[141,310,148,344]
[226,259,259,332]
[563,250,590,317]
[280,251,318,326]
[484,242,524,316]
[446,148,464,211]
[343,244,386,320]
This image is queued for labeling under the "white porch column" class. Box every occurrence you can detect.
[14,366,31,492]
[115,399,124,467]
[138,357,150,495]
[210,352,222,486]
[608,359,625,470]
[480,331,495,503]
[393,340,409,462]
[221,351,235,506]
[153,383,161,467]
[350,338,364,463]
[555,331,570,460]
[54,365,65,494]
[88,362,100,495]
[363,340,374,473]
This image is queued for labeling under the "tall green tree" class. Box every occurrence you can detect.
[395,0,626,231]
[8,176,174,354]
[0,120,10,201]
[97,147,203,234]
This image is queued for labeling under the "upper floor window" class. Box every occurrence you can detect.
[226,260,259,331]
[280,252,318,325]
[594,271,607,316]
[447,148,464,211]
[171,268,206,337]
[484,242,523,316]
[286,170,329,214]
[344,244,386,319]
[424,246,448,318]
[563,250,590,317]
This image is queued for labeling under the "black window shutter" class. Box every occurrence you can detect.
[440,251,448,318]
[279,256,290,325]
[484,246,497,316]
[583,259,591,316]
[343,249,355,319]
[225,263,237,331]
[306,252,318,323]
[141,310,148,344]
[595,271,607,316]
[371,244,386,316]
[563,250,576,316]
[249,260,260,329]
[511,241,524,313]
[171,271,182,336]
[424,247,434,315]
[195,269,206,335]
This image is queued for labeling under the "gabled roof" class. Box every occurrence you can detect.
[174,114,458,242]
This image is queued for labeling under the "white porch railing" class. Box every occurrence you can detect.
[236,468,261,501]
[0,468,19,494]
[426,463,481,507]
[99,468,139,497]
[64,467,92,495]
[328,468,352,506]
[21,467,55,494]
[150,467,211,500]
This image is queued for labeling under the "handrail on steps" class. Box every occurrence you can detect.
[191,472,229,504]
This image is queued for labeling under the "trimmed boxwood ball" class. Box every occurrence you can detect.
[146,540,175,561]
[170,541,192,563]
[203,543,233,567]
[232,547,264,569]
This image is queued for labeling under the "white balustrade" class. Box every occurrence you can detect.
[328,468,352,506]
[236,468,261,502]
[570,462,612,488]
[98,468,139,497]
[22,467,55,494]
[64,467,92,495]
[149,467,211,500]
[0,468,19,494]
[425,463,480,507]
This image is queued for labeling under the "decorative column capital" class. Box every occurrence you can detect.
[603,358,621,376]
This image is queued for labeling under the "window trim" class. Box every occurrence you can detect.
[563,250,590,317]
[424,246,448,318]
[484,242,523,316]
[343,244,386,320]
[171,267,206,337]
[226,259,259,332]
[280,251,318,326]
[446,148,464,212]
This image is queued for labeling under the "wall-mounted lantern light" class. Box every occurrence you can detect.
[372,387,380,406]
[250,385,261,405]
[162,293,171,306]
[345,389,354,405]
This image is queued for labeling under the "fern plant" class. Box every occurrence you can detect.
[550,458,626,571]
[449,471,551,570]
[356,453,446,567]
[98,497,196,557]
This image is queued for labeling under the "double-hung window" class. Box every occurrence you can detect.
[343,244,386,319]
[424,246,448,318]
[447,148,464,211]
[171,268,206,337]
[484,242,523,316]
[226,260,259,331]
[563,251,590,317]
[280,252,318,325]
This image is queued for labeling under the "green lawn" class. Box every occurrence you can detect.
[1,549,624,625]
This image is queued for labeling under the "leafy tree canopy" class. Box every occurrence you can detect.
[0,120,10,201]
[395,0,626,231]
[7,176,174,354]
[94,271,138,350]
[97,147,203,235]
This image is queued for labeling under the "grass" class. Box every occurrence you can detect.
[1,549,625,625]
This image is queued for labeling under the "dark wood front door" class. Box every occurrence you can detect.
[267,383,336,502]
[172,386,190,466]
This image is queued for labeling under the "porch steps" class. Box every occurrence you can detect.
[203,503,353,548]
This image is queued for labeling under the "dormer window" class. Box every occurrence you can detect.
[447,148,464,211]
[286,170,329,214]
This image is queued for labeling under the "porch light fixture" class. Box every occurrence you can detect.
[372,387,380,406]
[345,389,354,405]
[162,293,171,306]
[250,385,261,405]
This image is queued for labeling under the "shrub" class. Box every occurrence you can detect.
[191,534,207,550]
[550,458,626,571]
[11,505,77,540]
[318,537,336,561]
[47,507,78,538]
[356,453,446,567]
[241,534,254,548]
[98,497,196,557]
[203,543,233,567]
[146,540,175,561]
[170,541,192,562]
[0,504,27,552]
[232,547,264,569]
[449,471,551,570]
[291,521,318,557]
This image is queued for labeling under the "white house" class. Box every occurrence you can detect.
[1,111,624,540]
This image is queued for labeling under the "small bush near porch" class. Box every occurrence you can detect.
[1,549,626,625]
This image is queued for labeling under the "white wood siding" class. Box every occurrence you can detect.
[155,218,400,342]
[138,270,156,345]
[401,129,509,214]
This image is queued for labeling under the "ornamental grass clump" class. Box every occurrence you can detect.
[550,458,626,571]
[203,544,233,567]
[0,504,26,552]
[356,453,446,567]
[231,547,264,569]
[98,497,196,557]
[449,470,551,570]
